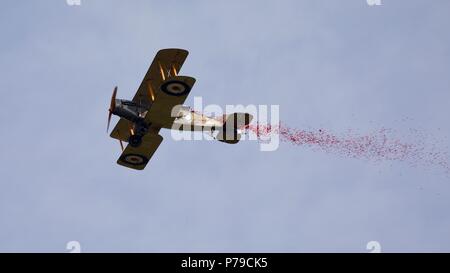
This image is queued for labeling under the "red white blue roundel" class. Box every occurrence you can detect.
[120,154,149,166]
[161,80,190,96]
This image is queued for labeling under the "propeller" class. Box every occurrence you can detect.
[107,86,118,133]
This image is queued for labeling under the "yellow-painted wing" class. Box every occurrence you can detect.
[144,75,196,128]
[117,134,163,170]
[132,48,189,107]
[109,118,130,142]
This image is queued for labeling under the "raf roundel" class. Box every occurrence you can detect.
[120,154,149,166]
[161,80,191,96]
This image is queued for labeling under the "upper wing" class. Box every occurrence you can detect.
[132,48,189,107]
[117,133,164,170]
[144,75,195,128]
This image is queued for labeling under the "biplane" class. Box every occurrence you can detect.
[108,48,253,170]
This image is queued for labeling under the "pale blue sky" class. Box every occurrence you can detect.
[1,0,450,252]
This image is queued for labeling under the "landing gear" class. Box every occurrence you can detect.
[136,125,148,136]
[128,134,142,147]
[128,121,148,147]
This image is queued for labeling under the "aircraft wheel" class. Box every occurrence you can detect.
[128,135,142,147]
[161,80,190,96]
[136,126,148,135]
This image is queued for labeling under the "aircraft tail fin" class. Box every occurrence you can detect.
[216,113,253,144]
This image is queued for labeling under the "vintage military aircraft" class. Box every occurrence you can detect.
[108,48,253,170]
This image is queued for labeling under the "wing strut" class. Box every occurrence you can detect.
[146,81,155,102]
[158,62,166,81]
[117,130,125,152]
[171,65,178,76]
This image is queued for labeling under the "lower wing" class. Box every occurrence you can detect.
[117,134,163,170]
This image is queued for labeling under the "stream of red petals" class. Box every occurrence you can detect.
[243,123,450,174]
